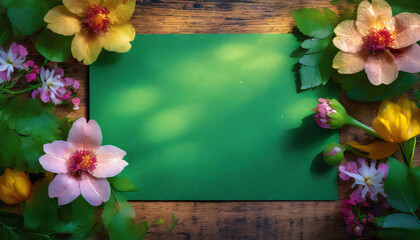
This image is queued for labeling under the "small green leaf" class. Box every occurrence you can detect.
[291,8,333,39]
[382,213,420,230]
[385,157,419,213]
[169,213,179,232]
[299,65,322,89]
[323,8,339,27]
[151,218,164,226]
[301,38,318,49]
[36,28,73,62]
[109,178,139,192]
[399,137,416,167]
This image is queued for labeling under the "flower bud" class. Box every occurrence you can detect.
[323,142,345,166]
[0,168,32,205]
[313,98,350,129]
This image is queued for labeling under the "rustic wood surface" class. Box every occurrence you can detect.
[51,0,420,239]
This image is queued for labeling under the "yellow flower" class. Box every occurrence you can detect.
[346,140,398,159]
[44,0,136,65]
[373,96,420,143]
[0,168,32,205]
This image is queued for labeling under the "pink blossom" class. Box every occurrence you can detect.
[349,186,365,205]
[23,60,40,82]
[39,118,128,206]
[0,42,28,83]
[338,161,358,181]
[353,223,364,236]
[31,67,76,104]
[313,98,336,128]
[340,158,388,201]
[72,97,80,110]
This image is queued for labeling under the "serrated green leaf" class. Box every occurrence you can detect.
[336,71,420,102]
[109,178,139,192]
[382,213,420,230]
[291,8,333,39]
[24,175,60,233]
[299,65,322,89]
[385,157,419,213]
[35,28,73,62]
[102,190,148,240]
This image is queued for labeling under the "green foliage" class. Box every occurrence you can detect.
[23,175,60,234]
[0,97,63,173]
[335,71,420,102]
[6,0,60,37]
[378,228,420,240]
[382,213,420,230]
[102,189,149,240]
[0,9,11,46]
[384,157,419,213]
[109,177,139,192]
[36,28,73,62]
[399,137,417,167]
[292,8,339,90]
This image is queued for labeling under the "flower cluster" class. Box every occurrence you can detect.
[0,42,30,83]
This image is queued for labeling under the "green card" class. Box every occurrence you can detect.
[90,34,338,200]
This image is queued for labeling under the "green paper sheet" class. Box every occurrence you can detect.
[90,34,338,200]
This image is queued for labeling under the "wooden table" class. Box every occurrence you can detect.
[57,0,414,239]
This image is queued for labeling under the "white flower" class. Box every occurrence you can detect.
[0,43,27,83]
[339,159,388,201]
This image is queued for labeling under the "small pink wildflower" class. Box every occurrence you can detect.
[39,118,128,206]
[23,60,40,82]
[0,42,28,82]
[72,97,80,110]
[313,98,336,128]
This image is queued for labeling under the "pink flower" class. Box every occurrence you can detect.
[332,0,420,85]
[72,97,80,110]
[340,159,388,201]
[23,60,40,82]
[0,42,28,83]
[313,98,336,128]
[39,118,128,206]
[338,161,358,181]
[31,67,76,104]
[353,223,364,236]
[349,186,365,205]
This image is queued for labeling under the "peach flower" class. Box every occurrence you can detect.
[332,0,420,85]
[44,0,136,65]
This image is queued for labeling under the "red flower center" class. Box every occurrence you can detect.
[364,28,394,52]
[83,5,110,35]
[69,150,97,173]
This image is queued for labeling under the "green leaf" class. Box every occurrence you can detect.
[385,157,419,213]
[151,218,164,226]
[378,228,420,240]
[409,166,420,201]
[336,71,420,102]
[109,178,139,192]
[0,10,11,46]
[23,175,60,233]
[0,211,23,228]
[291,8,333,39]
[0,97,62,172]
[102,190,148,240]
[169,213,179,232]
[299,65,322,89]
[382,213,420,230]
[323,8,339,27]
[35,28,73,62]
[7,0,60,36]
[399,137,416,167]
[301,38,318,49]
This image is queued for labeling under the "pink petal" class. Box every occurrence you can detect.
[0,71,7,81]
[73,80,80,89]
[40,88,51,103]
[377,163,389,178]
[92,145,128,178]
[48,173,81,205]
[365,50,398,85]
[43,140,75,158]
[391,13,420,49]
[67,117,102,151]
[40,143,73,173]
[333,20,364,53]
[31,89,40,99]
[79,174,110,206]
[54,67,65,77]
[62,77,73,86]
[394,44,420,73]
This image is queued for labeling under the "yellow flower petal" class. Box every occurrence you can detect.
[332,51,366,74]
[102,24,135,53]
[333,20,364,53]
[71,32,103,65]
[372,96,420,143]
[346,140,398,159]
[391,12,420,49]
[103,0,136,25]
[63,0,101,16]
[44,5,82,36]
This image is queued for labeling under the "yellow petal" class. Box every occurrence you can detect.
[333,20,364,53]
[346,140,398,159]
[391,13,420,49]
[71,32,103,65]
[332,51,366,74]
[357,0,392,30]
[373,96,420,143]
[365,50,398,85]
[44,6,82,36]
[102,24,135,53]
[103,0,136,25]
[63,0,101,16]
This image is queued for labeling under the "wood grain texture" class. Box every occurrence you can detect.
[51,0,419,239]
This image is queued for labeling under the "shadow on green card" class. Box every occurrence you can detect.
[90,34,338,200]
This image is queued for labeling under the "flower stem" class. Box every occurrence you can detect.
[347,117,382,140]
[0,83,42,95]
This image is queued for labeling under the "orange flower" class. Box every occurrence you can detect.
[332,0,420,85]
[44,0,136,65]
